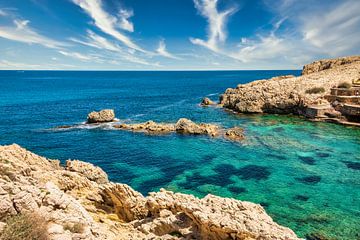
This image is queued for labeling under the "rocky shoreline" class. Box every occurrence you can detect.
[219,56,360,126]
[0,144,299,239]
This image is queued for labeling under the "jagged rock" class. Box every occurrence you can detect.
[220,56,360,114]
[0,144,300,240]
[224,127,245,141]
[66,160,108,184]
[175,118,219,136]
[302,56,360,75]
[87,109,115,123]
[114,120,175,134]
[201,97,215,106]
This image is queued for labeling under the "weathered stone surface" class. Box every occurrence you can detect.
[220,56,360,115]
[114,120,175,134]
[0,144,300,240]
[201,97,215,106]
[224,127,245,142]
[66,160,108,184]
[302,56,360,75]
[87,109,115,123]
[175,118,219,136]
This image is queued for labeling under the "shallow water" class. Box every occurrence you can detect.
[0,70,359,239]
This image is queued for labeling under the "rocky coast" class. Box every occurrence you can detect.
[0,144,299,240]
[220,56,360,126]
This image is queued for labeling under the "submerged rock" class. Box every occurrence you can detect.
[87,109,115,123]
[224,127,245,141]
[0,144,300,240]
[200,97,215,106]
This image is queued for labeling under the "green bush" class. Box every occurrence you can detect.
[337,82,352,89]
[305,87,325,94]
[0,213,49,240]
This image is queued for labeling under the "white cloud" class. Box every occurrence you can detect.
[58,50,97,61]
[156,39,181,60]
[0,9,8,16]
[0,59,41,69]
[70,30,159,66]
[0,19,66,49]
[118,9,134,32]
[300,0,360,55]
[190,0,237,52]
[72,0,144,52]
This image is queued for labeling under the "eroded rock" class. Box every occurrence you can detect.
[224,127,245,142]
[87,109,115,123]
[175,118,219,136]
[200,97,215,106]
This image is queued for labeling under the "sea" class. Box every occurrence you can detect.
[0,70,359,239]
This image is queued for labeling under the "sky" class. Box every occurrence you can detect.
[0,0,359,70]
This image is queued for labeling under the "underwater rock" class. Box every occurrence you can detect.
[200,97,215,106]
[343,161,360,170]
[299,156,316,165]
[238,165,271,181]
[294,195,309,201]
[296,175,321,185]
[0,144,300,240]
[228,186,247,194]
[316,152,330,158]
[224,127,245,141]
[87,109,115,123]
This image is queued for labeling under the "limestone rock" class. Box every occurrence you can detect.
[302,56,360,75]
[87,109,115,123]
[224,127,245,142]
[201,97,215,106]
[220,56,360,114]
[175,118,219,136]
[114,120,175,134]
[66,160,108,184]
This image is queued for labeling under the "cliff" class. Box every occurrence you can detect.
[220,56,360,116]
[0,144,299,240]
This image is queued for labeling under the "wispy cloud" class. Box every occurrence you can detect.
[72,0,144,52]
[58,50,97,61]
[0,59,41,69]
[156,39,181,60]
[0,9,8,16]
[118,9,134,32]
[0,19,66,49]
[190,0,237,52]
[70,30,159,66]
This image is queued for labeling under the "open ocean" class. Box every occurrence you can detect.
[0,70,359,239]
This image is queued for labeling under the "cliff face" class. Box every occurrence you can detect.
[220,56,360,114]
[0,144,299,240]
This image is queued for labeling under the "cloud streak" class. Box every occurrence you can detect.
[0,19,66,49]
[190,0,237,52]
[72,0,144,52]
[156,39,181,59]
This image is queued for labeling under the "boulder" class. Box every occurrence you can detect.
[66,160,109,184]
[87,109,115,123]
[175,118,219,136]
[200,97,215,106]
[224,127,245,141]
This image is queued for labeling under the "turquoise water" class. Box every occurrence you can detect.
[0,71,359,239]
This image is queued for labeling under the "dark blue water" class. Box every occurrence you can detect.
[1,70,359,239]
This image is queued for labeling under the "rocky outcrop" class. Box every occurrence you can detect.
[114,120,175,134]
[175,118,219,136]
[0,144,299,240]
[302,56,360,75]
[114,118,220,137]
[200,97,215,106]
[87,109,115,123]
[220,56,360,115]
[224,127,245,142]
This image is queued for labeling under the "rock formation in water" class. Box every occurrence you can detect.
[87,109,115,123]
[220,56,360,126]
[114,118,220,137]
[224,127,245,142]
[200,97,215,106]
[0,144,299,240]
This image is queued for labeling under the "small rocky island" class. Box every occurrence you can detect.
[220,56,360,126]
[0,144,299,240]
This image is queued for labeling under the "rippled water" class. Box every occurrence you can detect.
[0,70,359,239]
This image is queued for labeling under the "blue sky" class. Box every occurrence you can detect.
[0,0,359,70]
